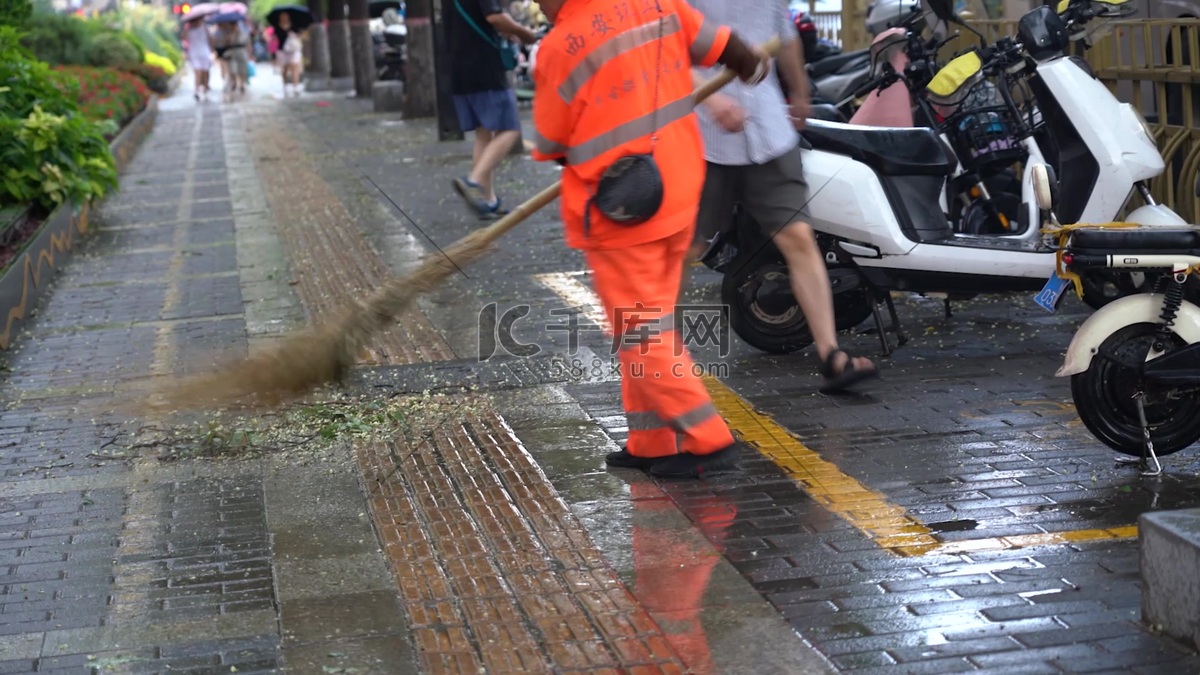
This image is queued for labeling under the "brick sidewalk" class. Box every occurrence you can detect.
[2,80,1199,675]
[0,89,828,674]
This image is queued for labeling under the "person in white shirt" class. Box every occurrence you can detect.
[183,17,213,101]
[684,0,879,393]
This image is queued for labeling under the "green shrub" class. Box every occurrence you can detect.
[20,13,95,64]
[0,27,118,212]
[0,106,118,211]
[0,0,31,28]
[85,30,141,69]
[1,26,77,117]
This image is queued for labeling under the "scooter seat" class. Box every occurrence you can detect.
[800,120,953,176]
[1070,227,1200,251]
[807,49,870,79]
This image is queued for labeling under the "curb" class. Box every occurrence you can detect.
[0,95,160,352]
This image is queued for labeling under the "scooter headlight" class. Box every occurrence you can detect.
[1130,105,1155,145]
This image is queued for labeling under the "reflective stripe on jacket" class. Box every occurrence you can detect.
[531,0,731,250]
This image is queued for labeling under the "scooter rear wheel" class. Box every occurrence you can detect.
[721,246,872,354]
[1071,322,1200,456]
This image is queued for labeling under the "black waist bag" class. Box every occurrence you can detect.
[584,153,664,236]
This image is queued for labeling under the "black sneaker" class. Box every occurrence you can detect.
[649,443,740,479]
[605,447,666,470]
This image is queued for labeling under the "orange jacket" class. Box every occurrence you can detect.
[530,0,731,250]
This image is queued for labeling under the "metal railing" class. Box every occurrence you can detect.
[939,18,1200,223]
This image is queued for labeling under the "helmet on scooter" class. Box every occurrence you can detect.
[865,0,924,36]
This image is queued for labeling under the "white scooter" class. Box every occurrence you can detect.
[721,0,1187,357]
[1037,163,1200,477]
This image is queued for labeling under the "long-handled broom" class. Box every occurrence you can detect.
[145,35,784,412]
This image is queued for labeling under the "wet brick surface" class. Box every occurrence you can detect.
[0,106,283,671]
[5,80,1200,672]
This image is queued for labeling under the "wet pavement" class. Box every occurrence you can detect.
[0,63,1198,673]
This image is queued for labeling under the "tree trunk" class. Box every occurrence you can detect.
[327,0,353,79]
[349,0,375,97]
[431,0,462,137]
[404,0,437,118]
[305,0,330,79]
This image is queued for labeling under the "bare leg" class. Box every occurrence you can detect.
[468,129,520,203]
[774,220,874,374]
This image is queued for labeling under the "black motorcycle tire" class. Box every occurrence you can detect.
[1070,322,1200,456]
[720,245,873,354]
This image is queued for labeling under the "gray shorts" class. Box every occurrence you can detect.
[694,146,810,243]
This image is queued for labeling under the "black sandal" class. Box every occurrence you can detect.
[818,349,879,393]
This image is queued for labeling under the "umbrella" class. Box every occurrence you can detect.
[206,10,245,23]
[218,2,248,14]
[267,5,313,32]
[369,0,402,19]
[181,2,220,21]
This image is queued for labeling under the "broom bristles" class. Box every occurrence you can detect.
[142,217,516,414]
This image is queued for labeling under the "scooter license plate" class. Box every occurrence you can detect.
[1033,273,1070,313]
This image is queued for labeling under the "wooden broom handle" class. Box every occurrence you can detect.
[472,34,785,248]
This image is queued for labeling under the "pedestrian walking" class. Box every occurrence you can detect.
[683,0,880,393]
[529,0,771,478]
[263,25,280,74]
[444,0,539,220]
[213,20,250,101]
[183,17,213,101]
[275,12,305,98]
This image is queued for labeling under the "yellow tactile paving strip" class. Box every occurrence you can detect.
[245,113,692,673]
[534,271,1139,558]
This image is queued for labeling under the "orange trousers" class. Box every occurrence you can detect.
[584,227,735,459]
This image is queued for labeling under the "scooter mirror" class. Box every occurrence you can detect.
[923,0,956,24]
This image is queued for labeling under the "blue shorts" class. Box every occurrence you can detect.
[453,89,520,133]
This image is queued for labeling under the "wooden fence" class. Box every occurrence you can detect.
[811,11,843,44]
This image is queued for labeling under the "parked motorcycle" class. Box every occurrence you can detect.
[711,0,1183,357]
[371,26,407,82]
[850,19,1022,237]
[1038,160,1200,477]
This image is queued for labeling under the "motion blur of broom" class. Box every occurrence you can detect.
[144,35,783,413]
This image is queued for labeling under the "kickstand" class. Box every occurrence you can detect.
[866,289,908,357]
[869,290,893,357]
[885,293,908,346]
[1115,392,1163,477]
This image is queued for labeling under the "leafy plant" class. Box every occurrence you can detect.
[54,65,151,127]
[19,13,97,65]
[85,31,141,69]
[0,27,119,212]
[0,0,31,28]
[122,62,171,94]
[0,26,76,118]
[0,105,118,211]
[142,50,176,76]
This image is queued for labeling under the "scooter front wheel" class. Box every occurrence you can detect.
[1070,322,1200,456]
